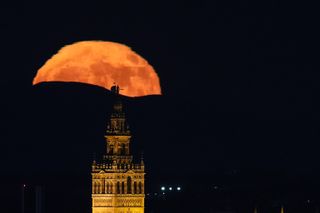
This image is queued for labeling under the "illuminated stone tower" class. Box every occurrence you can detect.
[92,86,145,213]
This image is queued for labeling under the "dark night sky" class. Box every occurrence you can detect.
[1,0,319,181]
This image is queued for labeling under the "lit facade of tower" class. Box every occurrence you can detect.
[92,87,145,213]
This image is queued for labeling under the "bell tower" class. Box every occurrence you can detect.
[91,86,145,213]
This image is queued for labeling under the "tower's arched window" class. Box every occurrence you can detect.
[110,183,113,194]
[106,182,109,194]
[121,182,125,194]
[127,176,132,194]
[116,182,120,194]
[121,144,126,155]
[109,145,114,155]
[138,182,142,194]
[134,182,137,194]
[97,182,100,194]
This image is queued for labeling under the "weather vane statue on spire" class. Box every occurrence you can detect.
[111,83,120,94]
[111,83,124,95]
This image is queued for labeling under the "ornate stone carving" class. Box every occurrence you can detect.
[93,198,113,207]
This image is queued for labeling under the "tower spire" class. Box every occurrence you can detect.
[106,85,130,136]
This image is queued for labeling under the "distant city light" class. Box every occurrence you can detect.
[161,185,182,192]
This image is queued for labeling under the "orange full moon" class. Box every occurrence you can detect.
[33,41,161,97]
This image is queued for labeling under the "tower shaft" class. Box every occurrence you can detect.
[91,90,145,213]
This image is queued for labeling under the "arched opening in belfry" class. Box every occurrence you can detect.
[138,182,142,194]
[97,182,100,194]
[116,182,120,194]
[134,182,137,194]
[121,143,126,155]
[127,176,132,194]
[106,182,109,194]
[121,182,125,194]
[109,145,114,155]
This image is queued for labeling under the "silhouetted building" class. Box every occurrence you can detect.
[21,184,44,213]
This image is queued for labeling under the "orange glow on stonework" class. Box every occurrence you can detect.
[33,41,161,97]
